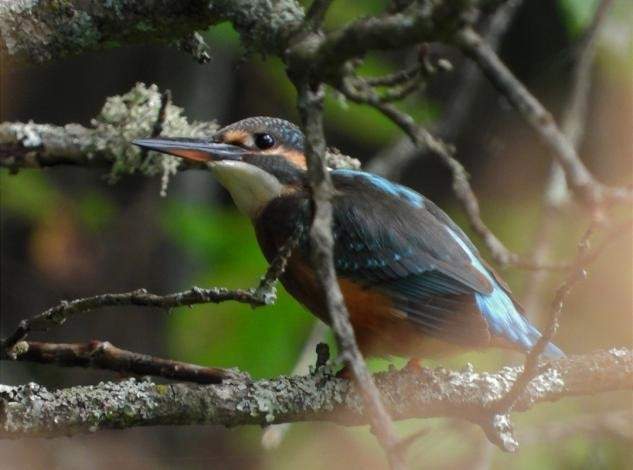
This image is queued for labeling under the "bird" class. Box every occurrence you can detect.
[133,116,563,361]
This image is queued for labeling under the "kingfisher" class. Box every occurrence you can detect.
[133,116,563,361]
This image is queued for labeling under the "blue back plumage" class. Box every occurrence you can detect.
[332,169,425,208]
[324,169,565,358]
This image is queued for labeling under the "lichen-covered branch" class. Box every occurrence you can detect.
[0,0,304,67]
[0,83,217,189]
[1,349,631,443]
[0,82,357,186]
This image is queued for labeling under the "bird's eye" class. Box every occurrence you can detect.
[254,133,275,150]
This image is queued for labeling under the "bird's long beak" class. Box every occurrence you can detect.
[132,138,246,163]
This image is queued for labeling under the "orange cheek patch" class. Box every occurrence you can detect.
[284,149,307,170]
[261,147,307,170]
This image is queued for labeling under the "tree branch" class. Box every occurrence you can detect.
[1,340,248,384]
[295,81,406,469]
[1,219,304,352]
[522,0,614,315]
[0,83,217,181]
[1,286,263,354]
[335,73,561,269]
[455,26,633,207]
[2,348,631,441]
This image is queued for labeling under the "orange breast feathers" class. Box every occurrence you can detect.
[281,255,465,359]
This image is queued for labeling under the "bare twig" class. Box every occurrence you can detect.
[296,82,405,469]
[0,287,262,354]
[1,225,303,353]
[151,90,173,139]
[2,348,631,441]
[364,64,422,87]
[304,0,335,31]
[337,74,527,267]
[522,0,614,315]
[455,27,633,207]
[494,226,596,413]
[140,89,173,162]
[1,340,248,384]
[254,222,304,303]
[366,0,524,179]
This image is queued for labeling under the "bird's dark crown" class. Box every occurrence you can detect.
[216,116,304,153]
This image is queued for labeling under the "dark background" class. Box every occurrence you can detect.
[1,1,631,468]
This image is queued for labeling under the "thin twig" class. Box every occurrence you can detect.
[366,0,524,180]
[141,89,172,162]
[0,287,262,354]
[151,89,172,138]
[364,64,422,87]
[337,74,523,267]
[455,26,633,207]
[254,222,304,303]
[522,0,614,315]
[1,340,249,383]
[493,226,596,413]
[296,82,406,470]
[304,0,334,31]
[1,227,303,353]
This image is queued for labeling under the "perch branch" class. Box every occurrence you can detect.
[1,348,631,443]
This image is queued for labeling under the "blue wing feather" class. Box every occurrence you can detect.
[330,169,564,358]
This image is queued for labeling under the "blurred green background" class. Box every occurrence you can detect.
[1,0,631,469]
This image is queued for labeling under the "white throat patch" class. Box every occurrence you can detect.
[209,161,283,217]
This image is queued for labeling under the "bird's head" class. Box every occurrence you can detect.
[133,116,308,217]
